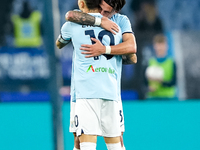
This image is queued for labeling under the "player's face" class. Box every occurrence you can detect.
[154,42,168,57]
[99,0,116,18]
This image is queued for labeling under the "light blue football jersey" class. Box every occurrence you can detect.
[62,13,123,101]
[69,13,133,102]
[111,13,133,34]
[110,13,133,101]
[70,52,76,102]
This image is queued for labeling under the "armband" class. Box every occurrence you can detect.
[58,34,70,44]
[105,46,111,54]
[94,17,101,26]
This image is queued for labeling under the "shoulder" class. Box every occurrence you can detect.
[149,57,155,61]
[89,13,103,19]
[11,14,19,21]
[112,13,130,22]
[32,10,42,17]
[112,13,131,27]
[61,21,72,29]
[60,22,73,35]
[32,10,41,15]
[112,13,132,33]
[31,10,42,20]
[149,57,156,63]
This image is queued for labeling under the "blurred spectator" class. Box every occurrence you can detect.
[131,0,163,34]
[135,1,163,33]
[128,0,164,99]
[144,34,177,100]
[11,1,42,48]
[0,0,13,46]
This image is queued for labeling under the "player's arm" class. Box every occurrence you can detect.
[56,34,71,49]
[122,54,137,64]
[65,11,119,34]
[80,33,137,56]
[56,21,72,49]
[111,33,137,55]
[67,12,137,58]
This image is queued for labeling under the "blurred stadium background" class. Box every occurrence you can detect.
[0,0,200,149]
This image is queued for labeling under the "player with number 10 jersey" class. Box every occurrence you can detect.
[61,13,122,102]
[68,13,133,133]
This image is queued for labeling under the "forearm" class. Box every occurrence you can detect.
[65,11,95,26]
[110,41,136,55]
[56,34,71,49]
[66,11,119,34]
[80,33,137,57]
[109,33,137,55]
[56,40,67,49]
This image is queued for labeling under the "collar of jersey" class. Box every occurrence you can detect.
[88,13,102,16]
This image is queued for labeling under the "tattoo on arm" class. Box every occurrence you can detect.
[68,11,95,26]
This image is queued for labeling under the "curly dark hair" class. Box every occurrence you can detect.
[104,0,126,12]
[84,0,102,10]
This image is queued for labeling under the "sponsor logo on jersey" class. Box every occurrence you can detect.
[87,65,115,74]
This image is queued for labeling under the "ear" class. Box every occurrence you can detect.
[78,0,85,9]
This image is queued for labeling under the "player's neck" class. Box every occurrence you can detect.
[84,8,99,13]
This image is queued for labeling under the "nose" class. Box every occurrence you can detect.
[100,11,104,16]
[100,11,106,17]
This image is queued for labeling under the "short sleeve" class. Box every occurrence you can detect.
[118,15,133,34]
[61,22,72,41]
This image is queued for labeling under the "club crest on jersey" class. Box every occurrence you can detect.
[86,65,115,74]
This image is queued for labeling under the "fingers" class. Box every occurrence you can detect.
[81,44,90,47]
[80,47,90,51]
[109,24,119,35]
[81,51,92,55]
[81,52,94,58]
[112,23,119,32]
[110,29,117,35]
[90,38,99,42]
[112,26,119,32]
[85,55,93,58]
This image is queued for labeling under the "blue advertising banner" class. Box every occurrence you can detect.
[0,47,50,80]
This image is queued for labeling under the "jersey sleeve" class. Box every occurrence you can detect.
[118,15,133,34]
[60,22,72,41]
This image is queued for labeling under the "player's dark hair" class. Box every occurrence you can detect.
[84,0,102,10]
[104,0,126,12]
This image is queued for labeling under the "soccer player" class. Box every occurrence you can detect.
[66,0,137,59]
[65,0,137,149]
[56,0,133,149]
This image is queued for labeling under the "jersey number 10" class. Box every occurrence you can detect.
[85,29,114,60]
